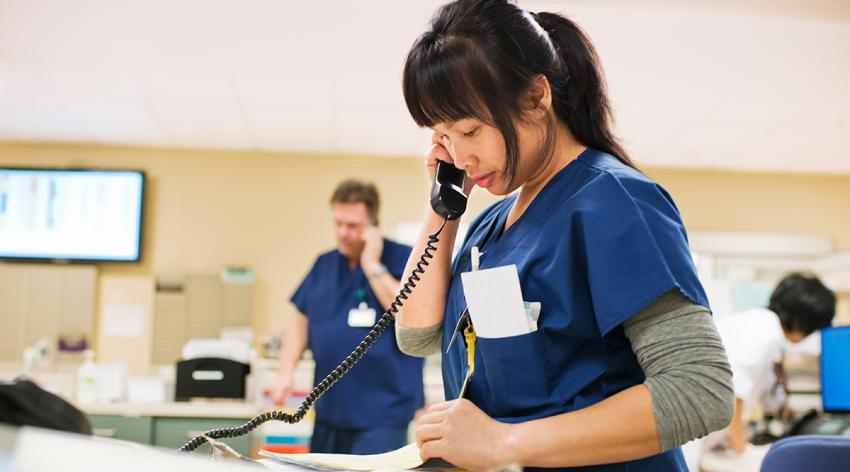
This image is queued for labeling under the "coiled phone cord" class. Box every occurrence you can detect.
[178,218,448,453]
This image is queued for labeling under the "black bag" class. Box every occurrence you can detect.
[0,377,92,435]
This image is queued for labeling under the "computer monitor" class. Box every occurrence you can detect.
[821,326,850,413]
[0,167,145,263]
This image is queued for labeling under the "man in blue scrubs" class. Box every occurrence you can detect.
[267,180,423,454]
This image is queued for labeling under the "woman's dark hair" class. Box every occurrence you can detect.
[403,0,635,187]
[768,272,836,336]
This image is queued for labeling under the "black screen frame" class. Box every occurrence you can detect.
[0,166,146,264]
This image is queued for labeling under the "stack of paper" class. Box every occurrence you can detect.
[258,443,461,471]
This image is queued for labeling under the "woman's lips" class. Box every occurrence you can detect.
[472,172,494,188]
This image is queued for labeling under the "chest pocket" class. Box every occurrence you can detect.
[476,329,552,419]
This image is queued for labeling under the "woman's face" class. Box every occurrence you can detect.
[432,114,547,196]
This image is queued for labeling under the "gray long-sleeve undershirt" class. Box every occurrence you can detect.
[395,289,734,451]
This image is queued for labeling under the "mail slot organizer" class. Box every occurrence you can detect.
[175,357,250,401]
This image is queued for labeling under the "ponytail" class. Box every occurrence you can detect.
[535,12,635,168]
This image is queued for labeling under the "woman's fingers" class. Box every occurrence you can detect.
[427,401,454,412]
[419,438,447,461]
[427,142,454,165]
[415,422,445,447]
[416,409,447,426]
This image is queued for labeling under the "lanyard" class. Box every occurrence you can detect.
[457,246,481,398]
[448,311,478,399]
[459,322,477,398]
[355,288,370,310]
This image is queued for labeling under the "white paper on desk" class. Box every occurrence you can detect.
[260,443,425,471]
[461,264,531,338]
[101,303,145,337]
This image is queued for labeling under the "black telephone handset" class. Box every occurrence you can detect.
[430,161,468,220]
[178,163,467,453]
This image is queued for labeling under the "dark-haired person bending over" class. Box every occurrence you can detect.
[683,273,837,470]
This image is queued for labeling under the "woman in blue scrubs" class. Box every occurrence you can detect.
[394,1,735,471]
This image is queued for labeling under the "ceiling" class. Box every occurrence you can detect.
[1,0,849,173]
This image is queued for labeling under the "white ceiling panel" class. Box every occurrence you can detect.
[144,74,239,105]
[0,70,93,143]
[0,102,89,143]
[245,108,335,153]
[335,108,432,157]
[151,101,253,149]
[64,99,171,148]
[235,75,333,111]
[0,0,848,173]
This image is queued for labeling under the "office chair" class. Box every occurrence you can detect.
[760,435,850,471]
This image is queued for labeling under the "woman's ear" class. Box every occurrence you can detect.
[521,75,553,119]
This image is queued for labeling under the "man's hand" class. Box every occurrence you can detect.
[265,372,294,407]
[360,226,384,272]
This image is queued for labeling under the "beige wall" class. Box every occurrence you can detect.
[1,143,439,338]
[647,167,850,248]
[3,142,850,337]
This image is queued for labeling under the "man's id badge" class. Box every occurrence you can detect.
[348,302,376,327]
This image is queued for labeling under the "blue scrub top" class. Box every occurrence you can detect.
[292,238,424,429]
[442,149,709,471]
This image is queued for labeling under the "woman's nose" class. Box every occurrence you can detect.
[442,136,470,170]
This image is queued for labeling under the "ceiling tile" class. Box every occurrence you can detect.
[335,108,431,156]
[235,75,333,111]
[244,107,334,153]
[0,0,848,173]
[151,101,254,149]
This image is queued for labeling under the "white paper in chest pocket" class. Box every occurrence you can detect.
[461,264,532,338]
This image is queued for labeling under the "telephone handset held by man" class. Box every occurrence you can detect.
[178,160,467,452]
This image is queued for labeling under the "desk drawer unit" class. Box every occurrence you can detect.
[152,417,252,455]
[88,415,153,444]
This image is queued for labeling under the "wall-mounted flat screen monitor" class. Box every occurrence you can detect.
[0,168,145,263]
